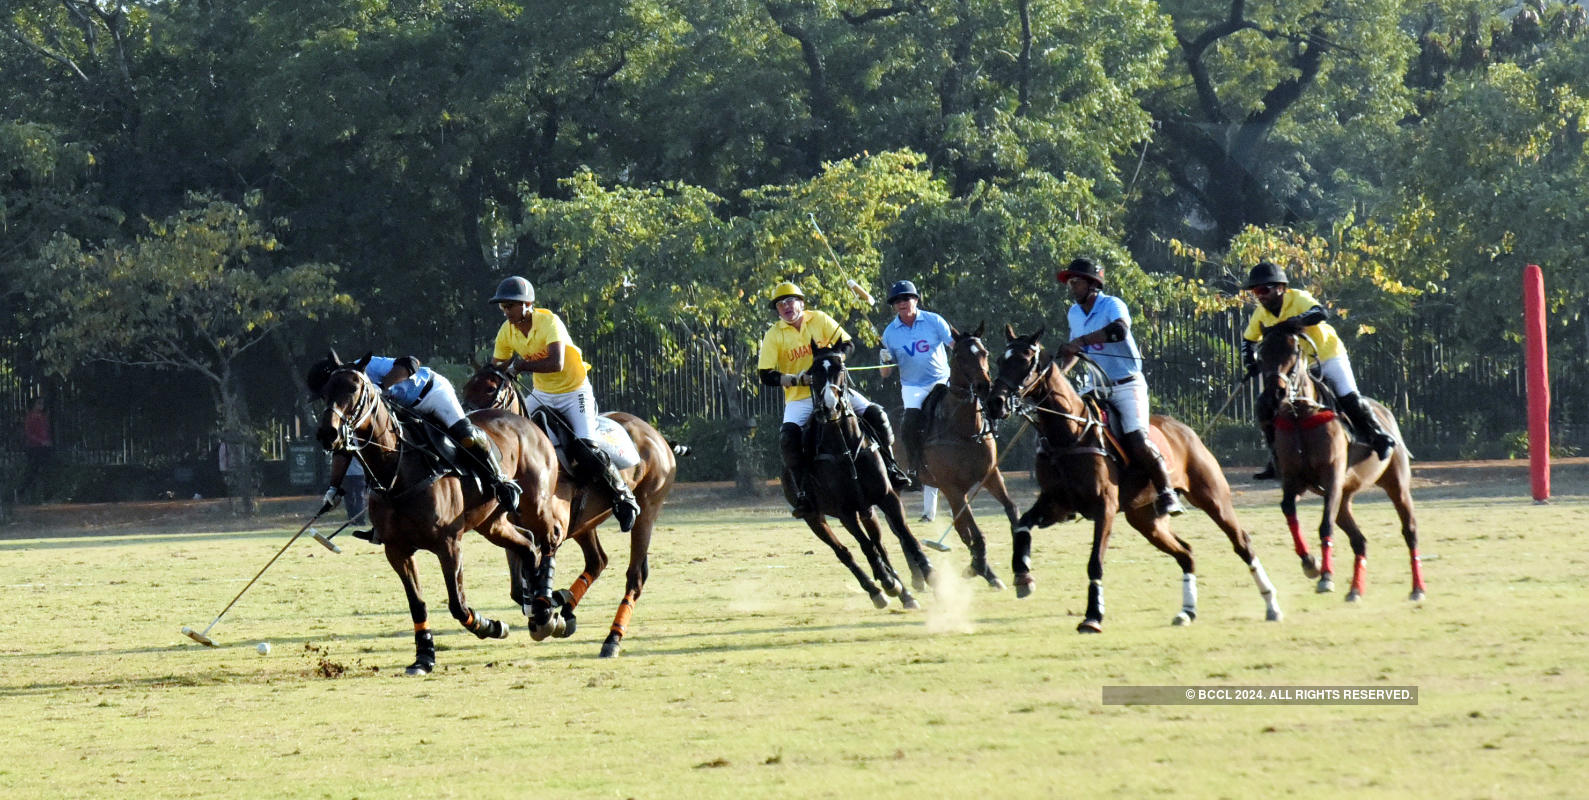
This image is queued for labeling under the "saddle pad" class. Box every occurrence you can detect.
[539,412,642,471]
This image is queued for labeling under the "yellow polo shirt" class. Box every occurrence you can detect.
[757,309,849,403]
[492,308,589,394]
[1242,287,1343,362]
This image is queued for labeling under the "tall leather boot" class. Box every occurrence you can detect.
[1253,392,1278,480]
[449,419,522,513]
[1340,393,1396,460]
[860,404,911,490]
[1126,430,1184,517]
[901,407,926,491]
[779,422,814,516]
[574,438,640,532]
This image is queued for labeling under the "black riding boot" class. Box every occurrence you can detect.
[1253,393,1278,480]
[449,419,522,513]
[901,407,926,491]
[779,422,814,516]
[860,404,911,490]
[1126,430,1184,517]
[575,438,640,532]
[1340,393,1396,460]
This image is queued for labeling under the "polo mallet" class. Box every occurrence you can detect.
[1197,381,1247,442]
[922,418,1032,552]
[808,213,880,338]
[181,507,328,647]
[311,506,369,553]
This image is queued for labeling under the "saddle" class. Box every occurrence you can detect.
[526,409,641,473]
[389,407,491,496]
[919,384,950,443]
[1033,393,1179,476]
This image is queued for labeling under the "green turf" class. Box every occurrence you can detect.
[1,476,1584,798]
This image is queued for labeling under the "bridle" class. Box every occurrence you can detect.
[947,335,994,441]
[320,368,426,499]
[990,340,1107,457]
[1261,332,1325,417]
[469,364,525,415]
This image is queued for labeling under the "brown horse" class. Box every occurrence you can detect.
[461,363,680,656]
[792,343,934,608]
[917,323,1020,591]
[314,357,560,674]
[985,326,1282,631]
[1253,327,1426,602]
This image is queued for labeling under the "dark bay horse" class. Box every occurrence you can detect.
[315,357,560,675]
[918,324,1019,591]
[1254,327,1425,602]
[986,326,1283,631]
[794,343,935,609]
[461,363,680,656]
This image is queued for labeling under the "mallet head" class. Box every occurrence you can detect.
[182,626,218,647]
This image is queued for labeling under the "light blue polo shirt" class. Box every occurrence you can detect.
[1066,293,1142,384]
[882,310,954,388]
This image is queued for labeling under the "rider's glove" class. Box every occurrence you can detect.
[878,347,894,364]
[319,485,344,514]
[779,372,813,388]
[1243,361,1261,381]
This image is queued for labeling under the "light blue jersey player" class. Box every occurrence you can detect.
[879,280,954,520]
[1056,258,1183,518]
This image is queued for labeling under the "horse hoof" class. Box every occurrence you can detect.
[901,595,921,610]
[554,614,577,639]
[911,571,929,593]
[1345,590,1361,603]
[1300,556,1320,580]
[1172,611,1194,626]
[490,619,510,639]
[1316,577,1335,593]
[405,662,433,677]
[1266,608,1283,622]
[881,577,902,598]
[1077,619,1103,634]
[1409,589,1426,602]
[870,592,889,609]
[1014,574,1035,599]
[599,640,621,658]
[986,576,1007,591]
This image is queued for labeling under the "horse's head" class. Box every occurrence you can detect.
[462,362,517,412]
[949,322,992,398]
[314,354,381,452]
[807,339,851,423]
[987,324,1045,420]
[1256,324,1310,409]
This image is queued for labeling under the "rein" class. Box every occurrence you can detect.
[997,355,1107,458]
[328,369,438,501]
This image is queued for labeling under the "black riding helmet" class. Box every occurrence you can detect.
[1243,261,1289,289]
[305,351,342,397]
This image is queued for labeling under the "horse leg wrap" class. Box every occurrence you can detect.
[1086,580,1104,623]
[1351,554,1367,595]
[1180,573,1198,621]
[1410,550,1426,592]
[610,594,636,639]
[1319,538,1334,576]
[1287,516,1307,557]
[409,628,436,675]
[566,572,595,607]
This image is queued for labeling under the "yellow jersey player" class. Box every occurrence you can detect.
[756,281,908,515]
[489,276,640,531]
[1241,261,1397,480]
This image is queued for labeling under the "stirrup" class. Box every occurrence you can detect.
[1156,490,1185,517]
[494,480,522,513]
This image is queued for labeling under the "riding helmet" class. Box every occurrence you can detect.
[490,276,535,304]
[1243,261,1289,289]
[1056,257,1105,287]
[305,351,342,397]
[885,280,920,305]
[769,281,806,309]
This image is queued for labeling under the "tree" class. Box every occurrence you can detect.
[20,193,355,511]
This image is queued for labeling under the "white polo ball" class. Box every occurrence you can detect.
[256,642,271,655]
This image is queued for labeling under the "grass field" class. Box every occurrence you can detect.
[2,464,1585,799]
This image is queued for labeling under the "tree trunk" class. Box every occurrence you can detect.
[216,365,260,515]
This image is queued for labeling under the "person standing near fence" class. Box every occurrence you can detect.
[18,397,53,504]
[878,279,954,523]
[343,458,376,544]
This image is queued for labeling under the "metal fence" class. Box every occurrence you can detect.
[3,309,1584,494]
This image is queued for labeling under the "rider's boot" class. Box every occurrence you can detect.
[1253,392,1279,481]
[901,407,926,491]
[779,422,814,516]
[575,437,640,532]
[449,419,522,514]
[860,404,912,491]
[1126,429,1184,517]
[1339,393,1397,461]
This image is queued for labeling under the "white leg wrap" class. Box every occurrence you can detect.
[1250,558,1276,597]
[1181,573,1198,615]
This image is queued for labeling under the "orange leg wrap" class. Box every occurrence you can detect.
[464,610,475,628]
[609,594,636,637]
[414,621,431,633]
[567,572,595,606]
